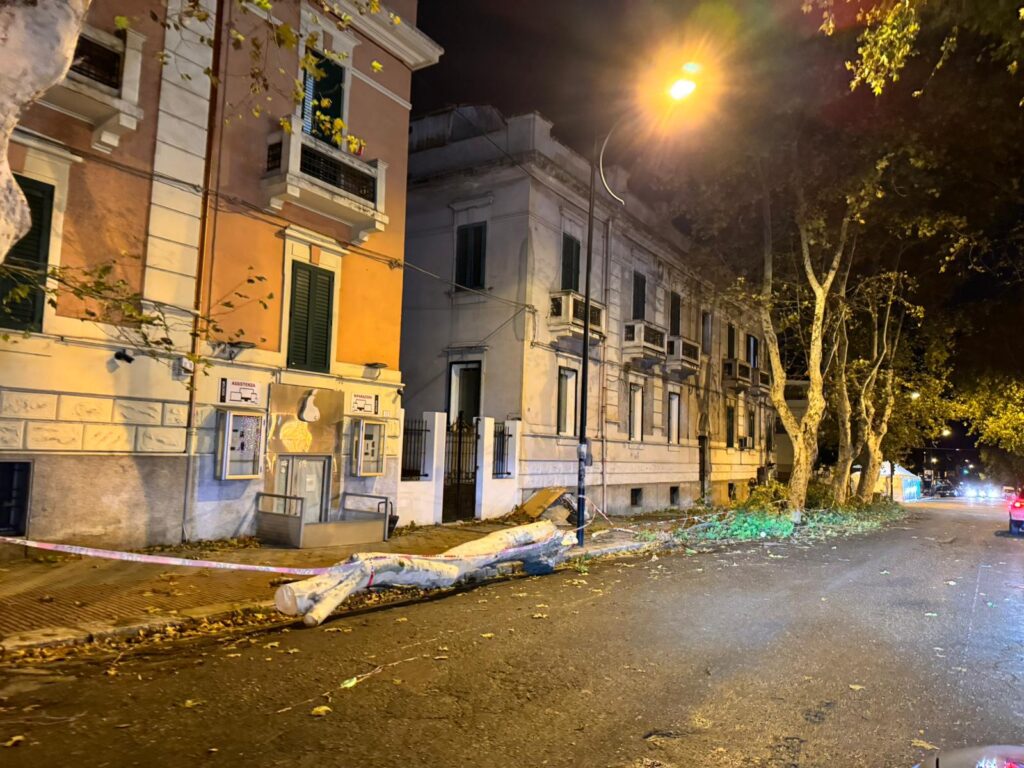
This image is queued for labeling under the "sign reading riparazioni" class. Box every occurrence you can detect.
[220,378,261,406]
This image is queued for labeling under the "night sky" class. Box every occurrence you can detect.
[413,0,707,152]
[410,0,1022,375]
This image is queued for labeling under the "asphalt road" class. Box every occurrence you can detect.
[1,498,1022,767]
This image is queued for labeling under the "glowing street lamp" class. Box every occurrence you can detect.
[941,428,952,437]
[910,391,921,400]
[576,59,707,547]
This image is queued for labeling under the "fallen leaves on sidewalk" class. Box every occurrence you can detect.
[848,684,865,691]
[911,738,939,750]
[3,735,25,748]
[310,705,332,717]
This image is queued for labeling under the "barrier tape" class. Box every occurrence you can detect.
[0,536,328,576]
[0,518,601,583]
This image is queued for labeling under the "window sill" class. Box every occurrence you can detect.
[451,289,490,305]
[263,131,388,243]
[39,76,143,153]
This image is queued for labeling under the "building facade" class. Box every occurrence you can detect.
[400,108,776,517]
[0,0,441,547]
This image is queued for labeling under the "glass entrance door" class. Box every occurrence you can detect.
[274,455,331,523]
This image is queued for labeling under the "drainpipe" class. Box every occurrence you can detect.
[600,214,612,513]
[181,0,226,541]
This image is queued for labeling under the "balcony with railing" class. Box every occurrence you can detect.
[666,335,701,377]
[262,130,388,242]
[722,358,753,390]
[623,320,668,362]
[548,290,606,341]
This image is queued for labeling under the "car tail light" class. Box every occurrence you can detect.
[1014,501,1023,508]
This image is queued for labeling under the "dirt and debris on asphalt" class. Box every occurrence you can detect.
[1,498,1022,767]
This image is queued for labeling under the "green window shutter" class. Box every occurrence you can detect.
[1,176,53,332]
[287,261,333,373]
[561,234,580,292]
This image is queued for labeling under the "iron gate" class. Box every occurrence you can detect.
[443,416,478,522]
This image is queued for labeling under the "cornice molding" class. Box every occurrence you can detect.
[338,1,443,71]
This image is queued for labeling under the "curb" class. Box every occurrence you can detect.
[0,538,656,657]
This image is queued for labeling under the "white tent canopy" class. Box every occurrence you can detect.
[850,462,922,502]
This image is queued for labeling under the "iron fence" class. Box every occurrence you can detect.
[493,421,513,478]
[401,417,429,480]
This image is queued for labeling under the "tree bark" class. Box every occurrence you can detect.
[275,522,571,627]
[760,180,850,511]
[856,367,897,501]
[0,0,90,262]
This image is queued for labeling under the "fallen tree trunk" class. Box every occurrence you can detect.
[275,521,572,627]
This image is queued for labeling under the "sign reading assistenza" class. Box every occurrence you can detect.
[220,378,261,406]
[350,392,379,415]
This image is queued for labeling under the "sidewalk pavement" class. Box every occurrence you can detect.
[0,522,651,653]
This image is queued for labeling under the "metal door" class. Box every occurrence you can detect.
[275,455,331,523]
[0,462,30,536]
[443,416,478,522]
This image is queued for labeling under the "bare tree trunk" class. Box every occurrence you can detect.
[857,434,884,500]
[0,0,90,261]
[759,177,850,512]
[856,367,897,501]
[832,379,855,503]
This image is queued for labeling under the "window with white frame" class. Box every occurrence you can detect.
[557,366,578,436]
[628,382,644,442]
[302,50,347,144]
[448,361,482,423]
[667,391,681,445]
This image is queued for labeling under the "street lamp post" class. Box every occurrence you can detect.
[575,68,701,548]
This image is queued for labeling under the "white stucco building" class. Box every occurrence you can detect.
[400,107,775,516]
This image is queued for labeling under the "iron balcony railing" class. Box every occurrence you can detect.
[722,358,754,389]
[548,290,606,338]
[623,319,668,358]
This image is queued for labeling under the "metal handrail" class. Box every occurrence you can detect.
[340,492,395,541]
[256,492,304,517]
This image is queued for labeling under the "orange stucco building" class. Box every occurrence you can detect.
[1,0,441,547]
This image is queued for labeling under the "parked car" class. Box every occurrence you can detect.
[934,481,956,498]
[1009,495,1024,535]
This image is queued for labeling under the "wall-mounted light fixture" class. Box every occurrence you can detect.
[114,349,135,364]
[363,361,386,380]
[211,340,257,361]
